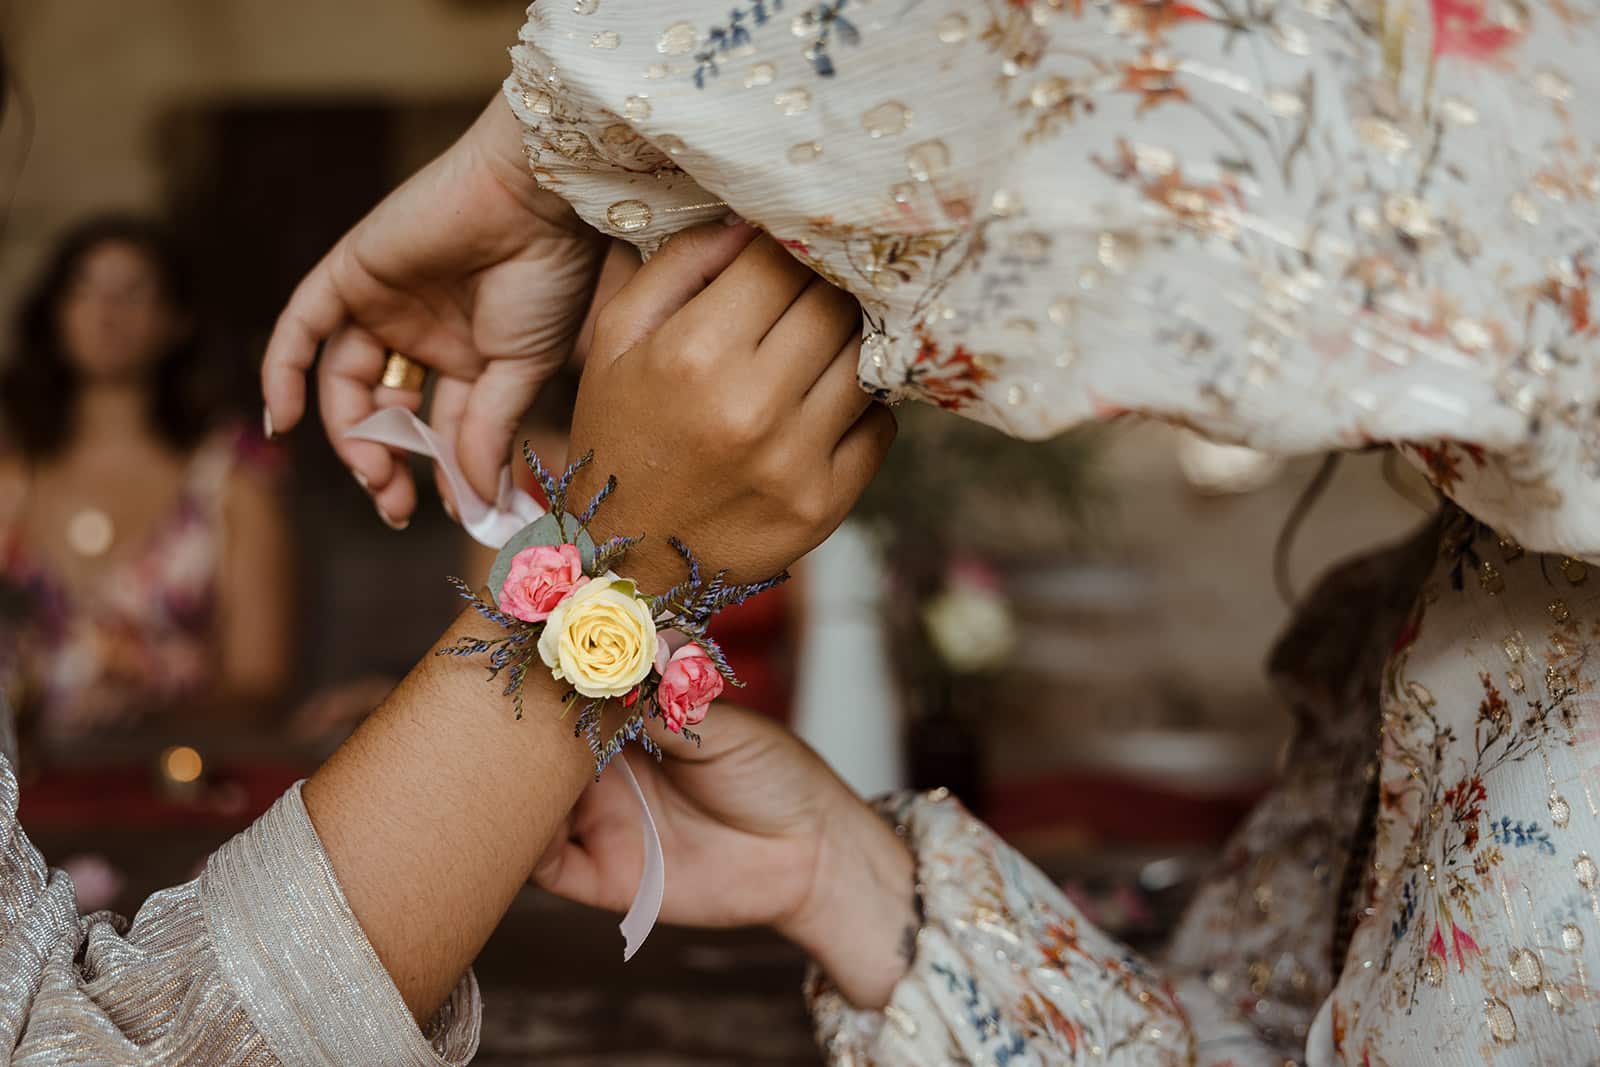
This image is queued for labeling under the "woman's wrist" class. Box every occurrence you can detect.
[475,94,598,241]
[778,795,918,1010]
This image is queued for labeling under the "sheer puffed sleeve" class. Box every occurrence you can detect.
[503,0,1600,560]
[0,767,479,1065]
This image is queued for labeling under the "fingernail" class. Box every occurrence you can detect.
[720,210,747,227]
[353,469,369,492]
[376,502,409,531]
[262,407,274,440]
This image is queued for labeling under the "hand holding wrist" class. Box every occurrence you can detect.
[778,795,917,1010]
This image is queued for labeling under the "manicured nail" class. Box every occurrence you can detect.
[376,502,409,531]
[262,407,274,440]
[353,469,369,492]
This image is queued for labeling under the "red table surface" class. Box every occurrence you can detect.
[19,762,312,832]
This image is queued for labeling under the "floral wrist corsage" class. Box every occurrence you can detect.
[440,447,785,776]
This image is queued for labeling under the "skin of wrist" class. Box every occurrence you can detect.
[476,95,600,242]
[777,794,917,1009]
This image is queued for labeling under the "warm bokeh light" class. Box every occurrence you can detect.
[160,745,203,785]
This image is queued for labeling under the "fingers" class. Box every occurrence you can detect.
[804,333,873,445]
[830,403,897,518]
[317,325,418,528]
[427,375,471,520]
[759,276,863,392]
[685,234,816,349]
[454,359,551,506]
[592,222,758,361]
[262,252,347,435]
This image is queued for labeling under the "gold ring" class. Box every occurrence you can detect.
[381,351,428,392]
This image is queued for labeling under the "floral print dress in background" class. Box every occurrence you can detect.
[501,0,1600,1061]
[0,427,270,743]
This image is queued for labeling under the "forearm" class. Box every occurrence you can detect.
[303,608,591,1023]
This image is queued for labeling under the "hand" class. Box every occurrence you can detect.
[261,96,604,527]
[565,224,898,589]
[535,707,916,1008]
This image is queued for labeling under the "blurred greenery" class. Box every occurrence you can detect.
[853,403,1103,561]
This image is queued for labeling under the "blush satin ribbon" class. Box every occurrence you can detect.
[347,407,665,960]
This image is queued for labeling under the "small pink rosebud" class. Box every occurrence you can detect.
[657,645,724,732]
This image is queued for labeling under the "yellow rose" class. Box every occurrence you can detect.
[537,574,658,699]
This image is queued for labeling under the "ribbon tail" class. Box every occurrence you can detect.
[344,408,543,547]
[616,755,664,961]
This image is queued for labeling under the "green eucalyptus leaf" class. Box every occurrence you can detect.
[487,513,597,607]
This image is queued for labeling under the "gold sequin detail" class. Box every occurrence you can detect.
[1561,923,1584,951]
[658,21,697,54]
[1421,954,1444,986]
[1479,560,1505,595]
[863,100,912,138]
[1508,669,1525,692]
[1576,853,1599,890]
[1545,986,1567,1012]
[775,88,812,115]
[1498,535,1524,561]
[1509,948,1543,990]
[1550,599,1571,622]
[605,199,653,233]
[1356,117,1411,158]
[1550,793,1571,828]
[745,62,776,88]
[591,30,621,49]
[523,90,555,116]
[906,140,951,181]
[623,95,651,120]
[786,141,823,164]
[1440,96,1480,125]
[1561,557,1588,584]
[1535,69,1574,101]
[1504,633,1526,661]
[936,14,970,43]
[1030,76,1075,109]
[1485,998,1517,1043]
[992,189,1023,217]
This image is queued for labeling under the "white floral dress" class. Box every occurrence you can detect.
[503,1,1600,1063]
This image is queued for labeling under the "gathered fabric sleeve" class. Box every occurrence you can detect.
[805,790,1284,1067]
[0,767,479,1066]
[503,0,1600,560]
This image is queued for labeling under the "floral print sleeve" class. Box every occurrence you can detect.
[505,0,1600,560]
[805,790,1280,1067]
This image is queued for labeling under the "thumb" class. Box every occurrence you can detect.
[590,220,758,361]
[454,358,550,508]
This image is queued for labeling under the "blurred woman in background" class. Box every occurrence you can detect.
[0,216,292,766]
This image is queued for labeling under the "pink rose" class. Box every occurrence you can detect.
[656,644,724,733]
[499,543,587,623]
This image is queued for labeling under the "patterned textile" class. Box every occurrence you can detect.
[504,0,1600,558]
[810,514,1600,1064]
